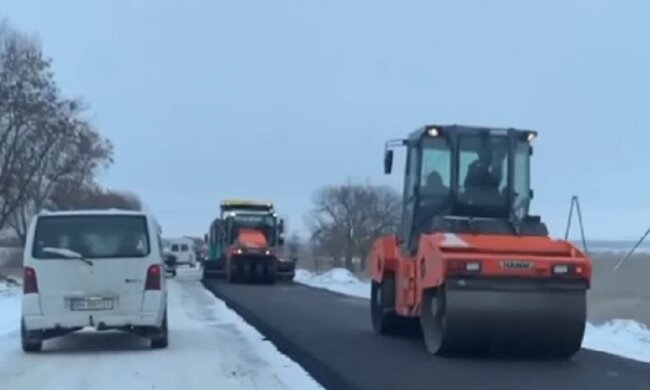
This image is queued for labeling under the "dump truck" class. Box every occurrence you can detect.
[203,200,294,283]
[368,125,592,358]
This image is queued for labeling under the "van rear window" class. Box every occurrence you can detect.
[33,215,150,259]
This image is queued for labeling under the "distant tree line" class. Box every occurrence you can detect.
[305,182,401,272]
[0,20,140,243]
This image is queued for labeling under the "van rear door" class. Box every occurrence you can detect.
[30,214,154,318]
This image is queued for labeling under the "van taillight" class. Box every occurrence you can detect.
[23,267,38,294]
[145,265,161,290]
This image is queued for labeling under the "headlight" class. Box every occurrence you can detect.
[427,127,439,137]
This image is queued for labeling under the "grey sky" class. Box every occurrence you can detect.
[3,0,649,239]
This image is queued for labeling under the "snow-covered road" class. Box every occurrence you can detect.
[0,269,322,390]
[295,268,650,363]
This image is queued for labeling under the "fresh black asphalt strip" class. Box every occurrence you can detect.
[203,280,650,390]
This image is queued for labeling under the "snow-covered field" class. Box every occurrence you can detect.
[295,268,650,363]
[0,270,322,390]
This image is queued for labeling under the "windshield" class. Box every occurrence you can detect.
[417,134,531,220]
[32,215,150,259]
[420,138,451,198]
[512,140,531,219]
[457,134,509,210]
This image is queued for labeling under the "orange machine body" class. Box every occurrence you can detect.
[368,232,592,317]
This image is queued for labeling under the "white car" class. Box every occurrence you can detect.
[21,210,168,352]
[166,238,196,267]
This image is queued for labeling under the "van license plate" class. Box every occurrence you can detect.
[71,297,114,311]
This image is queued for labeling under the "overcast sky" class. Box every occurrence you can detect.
[3,0,649,239]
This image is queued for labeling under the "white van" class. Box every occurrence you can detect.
[21,210,168,352]
[165,238,196,267]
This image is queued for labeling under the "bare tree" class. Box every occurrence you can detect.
[0,23,115,240]
[307,183,401,271]
[0,27,63,231]
[8,117,114,242]
[286,232,303,259]
[49,185,142,212]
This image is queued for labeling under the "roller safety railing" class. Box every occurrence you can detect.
[564,195,589,257]
[564,194,650,271]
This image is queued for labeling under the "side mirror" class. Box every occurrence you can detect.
[530,189,534,199]
[278,236,285,246]
[278,219,285,234]
[384,150,394,174]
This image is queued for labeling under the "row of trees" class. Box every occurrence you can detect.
[303,183,401,272]
[0,21,139,244]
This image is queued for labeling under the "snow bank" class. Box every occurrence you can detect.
[173,263,204,282]
[0,281,20,340]
[295,268,650,363]
[583,320,650,363]
[295,268,369,299]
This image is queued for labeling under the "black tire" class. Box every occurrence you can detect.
[264,262,277,285]
[202,268,213,280]
[265,273,277,285]
[420,288,448,355]
[370,273,402,335]
[226,262,239,284]
[21,319,43,353]
[151,312,168,349]
[241,262,254,283]
[253,263,265,283]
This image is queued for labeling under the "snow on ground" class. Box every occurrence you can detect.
[295,268,369,298]
[0,280,20,337]
[295,267,650,363]
[583,320,650,363]
[0,275,323,390]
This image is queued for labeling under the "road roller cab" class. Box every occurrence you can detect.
[368,125,592,358]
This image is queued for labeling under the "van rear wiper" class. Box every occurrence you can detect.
[42,247,94,266]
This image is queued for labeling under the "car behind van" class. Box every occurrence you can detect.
[165,238,197,267]
[21,210,168,352]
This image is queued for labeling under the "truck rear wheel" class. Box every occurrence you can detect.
[21,319,43,353]
[151,312,168,349]
[370,273,402,335]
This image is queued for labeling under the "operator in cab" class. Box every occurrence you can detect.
[463,140,504,206]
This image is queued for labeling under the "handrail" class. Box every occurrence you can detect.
[613,228,650,271]
[564,195,589,256]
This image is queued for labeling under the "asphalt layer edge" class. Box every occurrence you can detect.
[202,280,357,390]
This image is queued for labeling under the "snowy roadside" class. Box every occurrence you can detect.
[0,280,21,338]
[0,274,323,390]
[295,268,650,364]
